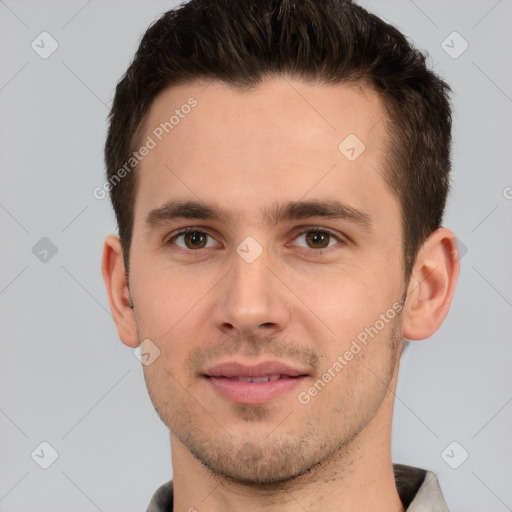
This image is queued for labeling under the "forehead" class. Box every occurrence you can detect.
[141,77,387,157]
[133,77,398,229]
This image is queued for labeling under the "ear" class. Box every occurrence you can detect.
[402,228,460,341]
[101,234,140,348]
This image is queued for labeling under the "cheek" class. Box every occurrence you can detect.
[293,269,378,331]
[132,263,212,336]
[292,264,403,364]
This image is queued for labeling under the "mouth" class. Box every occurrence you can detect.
[203,361,309,405]
[214,374,297,383]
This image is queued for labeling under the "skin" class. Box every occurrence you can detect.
[102,77,459,512]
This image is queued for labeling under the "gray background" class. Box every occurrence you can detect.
[0,0,511,510]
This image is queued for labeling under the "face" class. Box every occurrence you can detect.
[128,77,407,484]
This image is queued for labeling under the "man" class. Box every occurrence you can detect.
[101,0,459,510]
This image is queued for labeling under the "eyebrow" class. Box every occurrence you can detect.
[144,198,373,232]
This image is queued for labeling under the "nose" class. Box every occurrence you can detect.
[211,247,291,338]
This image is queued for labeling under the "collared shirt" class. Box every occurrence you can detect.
[146,463,450,511]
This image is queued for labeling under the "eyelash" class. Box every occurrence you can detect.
[165,226,345,255]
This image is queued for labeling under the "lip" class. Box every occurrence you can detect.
[204,360,309,405]
[205,360,308,378]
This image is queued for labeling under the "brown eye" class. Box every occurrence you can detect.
[183,231,208,249]
[291,228,343,252]
[305,230,331,249]
[170,229,217,250]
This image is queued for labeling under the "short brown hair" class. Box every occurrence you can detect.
[105,0,452,278]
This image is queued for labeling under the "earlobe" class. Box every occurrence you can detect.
[101,234,140,348]
[402,228,460,341]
